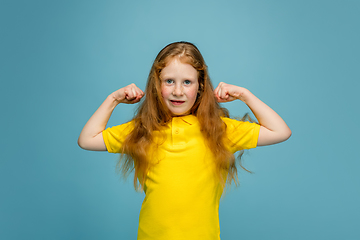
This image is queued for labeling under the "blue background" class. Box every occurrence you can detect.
[1,0,359,239]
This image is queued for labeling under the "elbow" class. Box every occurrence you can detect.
[77,134,106,151]
[275,127,292,144]
[77,138,84,149]
[282,127,292,142]
[77,137,88,150]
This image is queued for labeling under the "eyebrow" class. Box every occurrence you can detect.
[160,74,197,80]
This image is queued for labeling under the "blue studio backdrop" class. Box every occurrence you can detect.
[1,0,359,239]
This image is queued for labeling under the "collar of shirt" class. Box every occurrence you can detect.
[171,114,197,126]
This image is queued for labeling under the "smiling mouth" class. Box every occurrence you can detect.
[170,100,185,105]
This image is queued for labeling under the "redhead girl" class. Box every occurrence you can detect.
[78,41,291,240]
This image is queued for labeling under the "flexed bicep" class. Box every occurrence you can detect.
[78,83,144,152]
[78,131,107,151]
[257,125,291,146]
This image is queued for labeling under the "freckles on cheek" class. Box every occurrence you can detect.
[161,85,172,98]
[160,84,165,97]
[160,88,166,98]
[190,89,198,98]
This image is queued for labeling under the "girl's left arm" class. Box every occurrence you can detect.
[214,82,291,146]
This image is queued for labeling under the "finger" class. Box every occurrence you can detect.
[215,82,224,95]
[222,85,231,99]
[137,87,143,96]
[136,88,144,98]
[127,87,135,100]
[125,89,135,100]
[218,85,222,99]
[220,87,228,99]
[125,84,133,96]
[124,90,129,99]
[218,82,228,99]
[138,90,145,99]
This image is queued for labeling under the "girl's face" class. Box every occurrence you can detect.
[160,58,199,116]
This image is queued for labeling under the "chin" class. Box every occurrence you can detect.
[171,111,191,116]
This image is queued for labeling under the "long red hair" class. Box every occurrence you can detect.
[119,41,242,189]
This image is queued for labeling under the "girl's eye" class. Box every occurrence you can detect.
[184,80,191,85]
[166,79,174,84]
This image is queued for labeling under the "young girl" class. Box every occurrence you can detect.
[78,41,291,240]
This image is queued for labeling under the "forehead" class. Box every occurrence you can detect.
[164,54,193,66]
[160,58,198,79]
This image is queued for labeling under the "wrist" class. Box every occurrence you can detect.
[107,93,122,108]
[236,87,252,102]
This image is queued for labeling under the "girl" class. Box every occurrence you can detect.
[78,41,291,240]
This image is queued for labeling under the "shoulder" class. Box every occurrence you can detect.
[102,120,136,153]
[221,117,258,130]
[221,117,260,151]
[103,120,135,137]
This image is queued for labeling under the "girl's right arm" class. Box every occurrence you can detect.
[78,83,144,151]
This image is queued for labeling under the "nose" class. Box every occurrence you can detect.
[172,84,184,96]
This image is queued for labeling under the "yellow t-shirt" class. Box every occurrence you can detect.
[102,115,260,240]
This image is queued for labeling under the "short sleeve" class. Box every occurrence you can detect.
[222,118,260,153]
[102,121,135,153]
